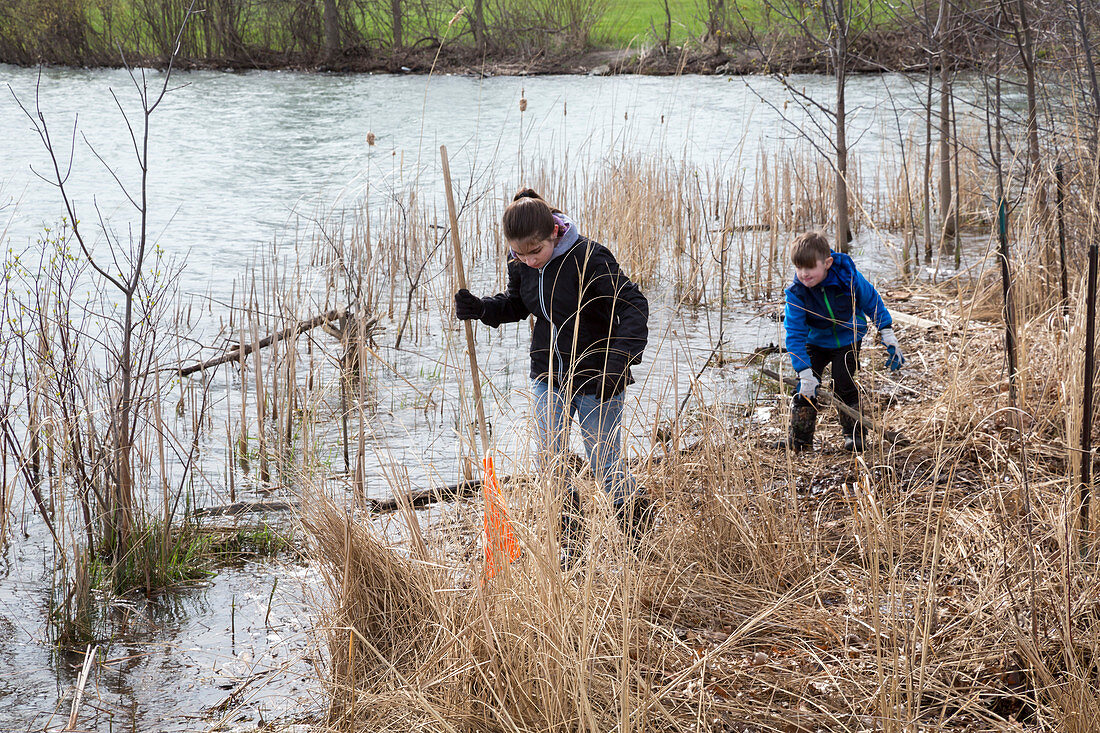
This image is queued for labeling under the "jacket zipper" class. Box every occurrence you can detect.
[538,264,566,380]
[822,291,842,347]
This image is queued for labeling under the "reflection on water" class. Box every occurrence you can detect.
[1,541,321,732]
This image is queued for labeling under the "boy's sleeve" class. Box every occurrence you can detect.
[854,269,893,331]
[480,259,530,327]
[784,289,813,373]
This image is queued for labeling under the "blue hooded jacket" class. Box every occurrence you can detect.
[784,251,892,373]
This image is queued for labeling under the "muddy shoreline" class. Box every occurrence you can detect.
[4,31,949,76]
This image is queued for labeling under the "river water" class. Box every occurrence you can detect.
[0,66,981,731]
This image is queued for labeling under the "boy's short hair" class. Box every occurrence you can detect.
[790,231,832,268]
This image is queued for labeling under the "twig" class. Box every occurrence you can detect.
[674,339,724,425]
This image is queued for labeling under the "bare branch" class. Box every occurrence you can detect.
[81,133,140,211]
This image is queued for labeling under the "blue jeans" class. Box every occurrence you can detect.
[531,379,637,506]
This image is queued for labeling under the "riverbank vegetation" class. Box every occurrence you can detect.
[0,0,1020,73]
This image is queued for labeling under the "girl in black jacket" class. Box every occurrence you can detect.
[454,189,651,566]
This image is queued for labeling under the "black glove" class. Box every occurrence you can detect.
[454,289,484,321]
[598,364,628,401]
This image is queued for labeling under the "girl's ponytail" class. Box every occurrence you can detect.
[512,188,543,203]
[503,188,559,245]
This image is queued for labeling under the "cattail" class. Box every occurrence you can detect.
[519,90,527,113]
[366,131,376,146]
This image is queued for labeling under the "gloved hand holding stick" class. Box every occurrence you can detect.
[761,367,908,447]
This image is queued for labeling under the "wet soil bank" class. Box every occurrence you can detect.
[4,30,968,76]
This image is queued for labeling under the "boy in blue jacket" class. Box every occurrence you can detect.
[779,231,904,452]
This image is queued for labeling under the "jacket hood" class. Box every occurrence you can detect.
[548,213,580,262]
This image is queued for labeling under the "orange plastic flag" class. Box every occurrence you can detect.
[482,454,519,578]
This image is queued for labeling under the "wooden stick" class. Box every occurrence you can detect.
[890,311,941,330]
[1080,242,1097,534]
[440,146,489,455]
[1057,162,1070,316]
[760,367,908,446]
[176,304,358,377]
[65,643,97,731]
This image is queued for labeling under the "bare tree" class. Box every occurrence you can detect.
[1003,0,1041,186]
[732,0,876,251]
[938,0,956,243]
[827,0,852,251]
[703,0,728,50]
[10,1,198,569]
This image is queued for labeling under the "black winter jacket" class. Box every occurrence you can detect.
[477,236,648,396]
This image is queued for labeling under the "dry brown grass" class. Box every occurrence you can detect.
[300,259,1100,731]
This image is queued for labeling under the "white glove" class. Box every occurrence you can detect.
[880,328,904,371]
[879,328,900,350]
[797,368,819,400]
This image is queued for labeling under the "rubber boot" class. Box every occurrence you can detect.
[558,487,586,571]
[839,407,866,452]
[775,394,817,451]
[616,494,655,553]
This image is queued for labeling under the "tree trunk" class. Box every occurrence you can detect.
[662,0,672,52]
[938,0,955,244]
[1014,0,1041,184]
[707,0,726,49]
[324,0,339,62]
[472,0,485,52]
[391,0,403,52]
[833,0,851,252]
[923,64,933,263]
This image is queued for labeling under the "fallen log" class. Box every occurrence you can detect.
[891,311,941,330]
[760,367,909,447]
[194,480,486,518]
[178,304,355,377]
[194,500,297,517]
[367,479,482,512]
[194,446,714,519]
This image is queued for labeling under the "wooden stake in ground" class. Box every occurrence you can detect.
[440,145,518,578]
[1081,242,1097,534]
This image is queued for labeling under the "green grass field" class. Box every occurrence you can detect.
[588,0,886,49]
[592,0,709,47]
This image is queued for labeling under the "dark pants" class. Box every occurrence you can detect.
[790,342,862,446]
[808,342,861,406]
